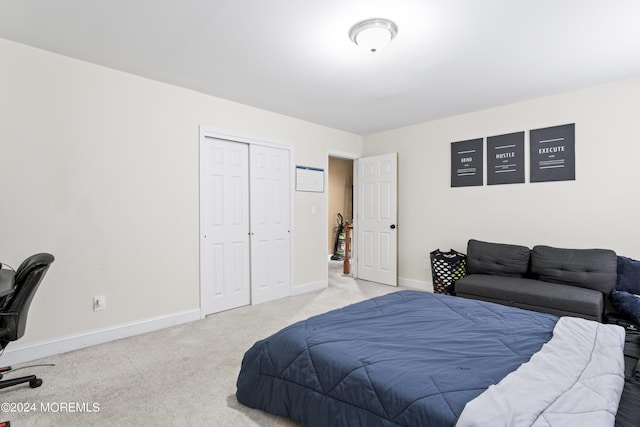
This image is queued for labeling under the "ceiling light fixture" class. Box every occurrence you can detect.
[349,18,398,53]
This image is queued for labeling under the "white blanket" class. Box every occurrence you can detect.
[456,317,626,427]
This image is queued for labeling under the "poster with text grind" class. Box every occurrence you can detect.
[451,138,483,187]
[530,123,575,183]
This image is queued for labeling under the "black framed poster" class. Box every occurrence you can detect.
[487,131,524,185]
[451,138,483,187]
[530,123,575,183]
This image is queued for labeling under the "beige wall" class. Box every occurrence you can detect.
[327,157,353,254]
[363,76,640,288]
[0,38,362,348]
[3,35,639,356]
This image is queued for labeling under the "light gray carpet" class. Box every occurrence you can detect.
[1,261,402,426]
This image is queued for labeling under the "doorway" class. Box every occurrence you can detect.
[327,152,398,287]
[328,156,354,265]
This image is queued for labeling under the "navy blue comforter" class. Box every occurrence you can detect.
[236,291,558,427]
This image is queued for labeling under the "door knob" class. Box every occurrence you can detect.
[390,224,396,229]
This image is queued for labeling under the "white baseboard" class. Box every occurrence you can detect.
[2,308,201,366]
[399,277,432,291]
[4,278,431,365]
[291,280,327,296]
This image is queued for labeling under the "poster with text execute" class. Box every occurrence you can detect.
[451,138,483,187]
[487,131,524,185]
[530,123,575,183]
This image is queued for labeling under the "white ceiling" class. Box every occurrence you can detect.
[1,0,640,135]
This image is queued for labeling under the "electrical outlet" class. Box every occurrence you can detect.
[423,259,431,270]
[93,296,106,312]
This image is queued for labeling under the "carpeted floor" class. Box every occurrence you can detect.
[1,261,402,426]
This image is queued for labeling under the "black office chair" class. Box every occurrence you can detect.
[0,253,54,390]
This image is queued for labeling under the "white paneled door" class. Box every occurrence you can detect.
[250,145,291,305]
[355,153,398,286]
[200,133,292,316]
[200,137,251,315]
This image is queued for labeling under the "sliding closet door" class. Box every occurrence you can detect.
[250,145,292,305]
[200,131,292,316]
[200,137,251,315]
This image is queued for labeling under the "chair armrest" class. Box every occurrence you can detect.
[0,311,17,318]
[0,312,17,341]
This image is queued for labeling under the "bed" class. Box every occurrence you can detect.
[236,290,626,427]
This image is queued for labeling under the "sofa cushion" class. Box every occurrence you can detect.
[531,245,617,294]
[456,274,604,320]
[616,256,640,294]
[466,239,530,277]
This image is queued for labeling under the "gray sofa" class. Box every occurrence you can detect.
[455,239,618,322]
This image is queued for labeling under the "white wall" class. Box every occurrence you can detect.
[363,76,640,288]
[4,35,639,359]
[0,38,361,353]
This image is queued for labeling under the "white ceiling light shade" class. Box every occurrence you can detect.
[349,18,398,53]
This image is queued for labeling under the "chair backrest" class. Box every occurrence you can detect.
[0,253,54,347]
